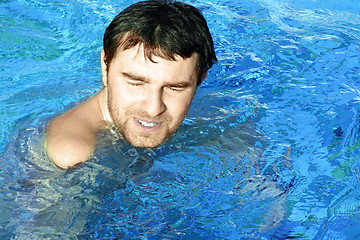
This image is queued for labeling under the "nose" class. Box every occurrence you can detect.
[144,88,166,117]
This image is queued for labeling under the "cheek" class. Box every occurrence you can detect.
[166,94,194,118]
[108,83,139,108]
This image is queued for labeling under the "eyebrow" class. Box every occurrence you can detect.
[121,72,195,87]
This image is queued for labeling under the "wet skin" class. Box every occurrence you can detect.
[46,45,206,169]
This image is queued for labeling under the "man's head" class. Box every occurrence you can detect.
[100,0,217,148]
[102,0,217,84]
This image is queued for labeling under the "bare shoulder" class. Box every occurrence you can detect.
[46,127,94,169]
[46,92,109,169]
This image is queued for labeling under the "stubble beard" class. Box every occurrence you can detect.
[107,88,185,148]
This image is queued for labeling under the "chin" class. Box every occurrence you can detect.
[116,122,177,149]
[125,134,167,149]
[130,140,164,149]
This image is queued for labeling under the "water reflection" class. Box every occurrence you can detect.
[1,0,360,238]
[4,124,155,238]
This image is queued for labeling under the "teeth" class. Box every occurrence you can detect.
[139,119,158,127]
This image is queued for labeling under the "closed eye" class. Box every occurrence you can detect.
[122,72,148,86]
[167,85,186,91]
[127,80,145,86]
[165,81,192,92]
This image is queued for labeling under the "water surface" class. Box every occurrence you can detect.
[1,0,360,239]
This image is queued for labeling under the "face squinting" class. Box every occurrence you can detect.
[102,45,200,148]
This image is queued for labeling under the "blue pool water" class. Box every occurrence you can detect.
[1,0,360,239]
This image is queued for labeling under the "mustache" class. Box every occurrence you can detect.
[128,109,173,122]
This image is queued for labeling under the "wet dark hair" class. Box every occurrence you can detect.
[103,0,217,84]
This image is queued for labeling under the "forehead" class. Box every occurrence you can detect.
[111,44,199,83]
[112,32,200,65]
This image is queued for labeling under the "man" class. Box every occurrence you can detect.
[46,0,217,169]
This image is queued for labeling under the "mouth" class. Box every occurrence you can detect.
[138,119,158,127]
[135,118,162,131]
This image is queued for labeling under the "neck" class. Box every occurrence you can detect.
[97,88,113,124]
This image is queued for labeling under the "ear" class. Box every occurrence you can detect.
[100,49,108,87]
[198,71,208,86]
